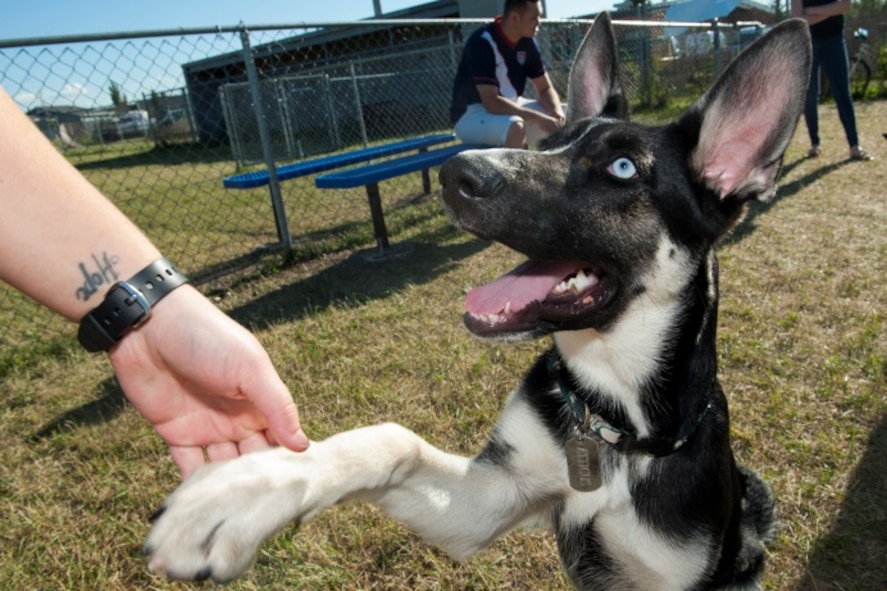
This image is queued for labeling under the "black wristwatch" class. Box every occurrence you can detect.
[77,257,189,352]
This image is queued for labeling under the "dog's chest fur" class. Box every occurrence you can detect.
[466,225,732,588]
[145,15,807,590]
[494,341,730,590]
[484,368,722,590]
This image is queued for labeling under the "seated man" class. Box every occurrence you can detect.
[450,0,566,148]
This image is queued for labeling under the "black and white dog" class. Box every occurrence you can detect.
[145,15,810,590]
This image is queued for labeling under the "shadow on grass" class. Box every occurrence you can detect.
[795,415,887,591]
[30,379,127,442]
[191,192,457,287]
[75,143,233,171]
[227,223,490,330]
[722,157,849,247]
[30,222,490,439]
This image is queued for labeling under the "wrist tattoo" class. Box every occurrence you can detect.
[75,252,121,302]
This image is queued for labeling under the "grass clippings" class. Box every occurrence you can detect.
[1,101,885,590]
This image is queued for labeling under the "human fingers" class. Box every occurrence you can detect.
[205,441,240,462]
[237,430,275,455]
[239,354,310,452]
[541,116,560,134]
[170,445,208,479]
[267,401,310,452]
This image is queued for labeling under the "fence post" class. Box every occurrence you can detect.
[277,79,296,160]
[324,74,342,149]
[350,62,369,148]
[182,87,197,144]
[711,19,722,79]
[448,29,457,71]
[240,27,293,251]
[219,87,241,166]
[640,23,652,107]
[635,1,652,109]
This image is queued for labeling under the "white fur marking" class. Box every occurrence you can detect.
[556,237,694,436]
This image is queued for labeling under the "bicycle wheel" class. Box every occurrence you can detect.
[850,59,871,100]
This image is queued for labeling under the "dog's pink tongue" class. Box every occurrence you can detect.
[466,260,581,316]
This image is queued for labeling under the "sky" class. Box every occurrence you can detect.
[0,1,617,110]
[0,0,616,40]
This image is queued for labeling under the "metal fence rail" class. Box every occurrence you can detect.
[1,17,883,356]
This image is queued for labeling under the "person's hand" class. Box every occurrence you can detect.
[533,112,565,136]
[107,285,309,477]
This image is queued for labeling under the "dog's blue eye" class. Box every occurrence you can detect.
[608,157,638,180]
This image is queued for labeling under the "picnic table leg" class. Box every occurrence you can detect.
[419,146,431,193]
[421,168,431,194]
[365,182,390,251]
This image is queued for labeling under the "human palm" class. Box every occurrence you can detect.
[107,286,308,476]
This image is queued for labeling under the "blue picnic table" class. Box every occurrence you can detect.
[315,142,482,254]
[222,132,480,258]
[222,133,457,189]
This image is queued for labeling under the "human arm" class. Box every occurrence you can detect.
[791,0,849,26]
[460,28,562,135]
[476,84,563,135]
[0,86,309,477]
[531,72,566,125]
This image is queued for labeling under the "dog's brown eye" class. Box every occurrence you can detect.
[607,157,638,180]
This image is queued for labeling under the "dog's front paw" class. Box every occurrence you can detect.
[143,449,309,583]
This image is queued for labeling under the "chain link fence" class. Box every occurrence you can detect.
[1,16,884,359]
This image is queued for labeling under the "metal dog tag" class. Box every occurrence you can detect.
[566,433,602,492]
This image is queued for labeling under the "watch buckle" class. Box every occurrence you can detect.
[113,280,151,326]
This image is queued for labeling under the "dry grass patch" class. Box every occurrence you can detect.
[1,102,885,590]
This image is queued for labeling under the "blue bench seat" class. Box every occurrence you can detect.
[315,143,481,253]
[222,133,457,189]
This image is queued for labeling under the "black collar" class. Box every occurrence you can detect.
[547,351,711,457]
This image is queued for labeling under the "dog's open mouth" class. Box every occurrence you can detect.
[464,260,615,336]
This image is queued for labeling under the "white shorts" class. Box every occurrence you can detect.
[454,97,551,147]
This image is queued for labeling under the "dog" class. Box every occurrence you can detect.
[144,14,811,590]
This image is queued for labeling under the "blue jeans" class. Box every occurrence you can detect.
[804,34,859,148]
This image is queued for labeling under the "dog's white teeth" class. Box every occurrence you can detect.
[555,269,599,295]
[555,278,572,294]
[479,303,514,325]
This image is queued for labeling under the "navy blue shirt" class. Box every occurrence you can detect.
[450,17,547,124]
[803,0,844,39]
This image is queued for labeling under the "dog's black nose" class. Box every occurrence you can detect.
[440,152,502,203]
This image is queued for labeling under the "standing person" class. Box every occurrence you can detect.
[450,0,566,148]
[0,86,310,478]
[791,0,873,160]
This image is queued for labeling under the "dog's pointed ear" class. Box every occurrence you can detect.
[681,19,811,202]
[566,12,629,122]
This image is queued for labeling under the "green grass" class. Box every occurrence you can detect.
[0,130,457,356]
[1,102,885,590]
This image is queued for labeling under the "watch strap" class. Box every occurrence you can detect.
[77,257,189,352]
